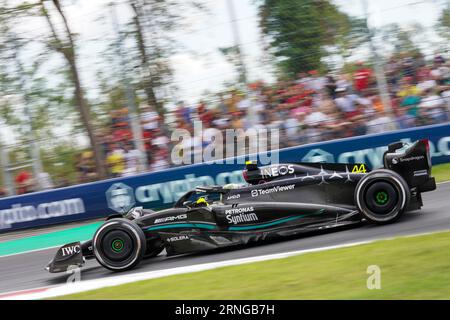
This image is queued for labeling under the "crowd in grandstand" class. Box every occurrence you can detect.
[12,54,450,192]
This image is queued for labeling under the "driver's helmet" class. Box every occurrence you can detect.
[195,196,209,207]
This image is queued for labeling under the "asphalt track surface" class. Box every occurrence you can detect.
[0,183,449,294]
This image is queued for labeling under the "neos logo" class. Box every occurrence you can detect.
[106,183,136,213]
[261,165,295,178]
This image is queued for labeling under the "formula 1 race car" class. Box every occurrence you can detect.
[46,139,436,273]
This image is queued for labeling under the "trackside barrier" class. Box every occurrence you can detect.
[0,123,449,232]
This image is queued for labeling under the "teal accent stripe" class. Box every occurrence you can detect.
[146,223,216,231]
[228,216,301,231]
[146,210,325,232]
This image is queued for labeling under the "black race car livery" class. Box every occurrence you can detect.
[46,140,436,273]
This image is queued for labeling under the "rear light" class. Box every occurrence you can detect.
[420,139,432,168]
[420,139,429,152]
[242,170,249,182]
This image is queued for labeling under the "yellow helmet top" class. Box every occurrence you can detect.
[196,197,208,205]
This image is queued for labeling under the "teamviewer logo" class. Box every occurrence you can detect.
[106,183,136,213]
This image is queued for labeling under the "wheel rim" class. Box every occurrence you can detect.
[101,230,134,261]
[364,181,399,215]
[375,190,389,205]
[111,239,125,253]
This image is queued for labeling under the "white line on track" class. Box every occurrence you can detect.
[0,240,375,300]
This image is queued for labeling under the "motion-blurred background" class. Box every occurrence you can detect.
[0,0,449,196]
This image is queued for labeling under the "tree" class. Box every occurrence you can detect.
[257,0,366,77]
[438,1,450,37]
[129,1,161,114]
[39,0,106,179]
[125,0,205,115]
[378,23,424,59]
[0,1,77,192]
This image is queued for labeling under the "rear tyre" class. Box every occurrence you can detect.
[355,169,410,225]
[93,219,146,272]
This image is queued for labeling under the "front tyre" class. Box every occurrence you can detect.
[355,169,410,224]
[93,219,146,272]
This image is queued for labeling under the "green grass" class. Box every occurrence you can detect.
[433,163,450,183]
[58,231,450,300]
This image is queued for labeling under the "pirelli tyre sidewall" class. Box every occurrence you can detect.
[93,219,146,271]
[355,169,410,224]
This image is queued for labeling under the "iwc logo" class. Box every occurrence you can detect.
[106,183,136,213]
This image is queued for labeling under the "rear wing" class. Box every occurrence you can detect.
[384,139,436,192]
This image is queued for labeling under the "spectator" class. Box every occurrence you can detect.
[396,106,416,129]
[176,101,192,125]
[431,56,450,85]
[122,143,141,177]
[150,146,170,172]
[106,143,125,178]
[76,151,97,183]
[334,87,359,118]
[366,111,396,135]
[0,187,7,198]
[141,105,160,131]
[325,75,337,99]
[37,172,54,190]
[198,101,214,128]
[228,111,240,131]
[419,88,447,123]
[15,170,34,195]
[304,70,327,92]
[283,112,302,146]
[304,106,330,143]
[353,61,373,93]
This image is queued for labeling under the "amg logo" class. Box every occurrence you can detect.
[261,165,295,179]
[155,214,188,224]
[167,235,190,242]
[226,212,259,225]
[251,184,295,197]
[227,194,241,200]
[61,245,81,257]
[225,207,254,215]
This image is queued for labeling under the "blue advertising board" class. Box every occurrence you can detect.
[1,123,449,232]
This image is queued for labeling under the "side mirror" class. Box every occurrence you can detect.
[388,142,404,153]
